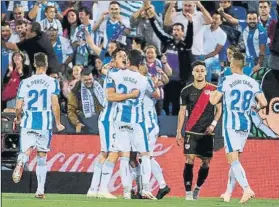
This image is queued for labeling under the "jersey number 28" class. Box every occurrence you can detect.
[230,89,253,111]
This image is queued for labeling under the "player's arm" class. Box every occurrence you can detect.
[176,88,188,146]
[218,9,239,25]
[51,94,64,131]
[254,92,268,111]
[2,42,19,51]
[15,99,24,124]
[106,88,139,102]
[205,102,222,135]
[210,90,223,105]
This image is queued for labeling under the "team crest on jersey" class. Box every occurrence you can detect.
[205,90,211,95]
[185,144,190,150]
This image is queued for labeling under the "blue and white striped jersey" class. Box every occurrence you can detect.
[17,74,60,130]
[217,73,262,132]
[99,73,116,122]
[107,68,156,124]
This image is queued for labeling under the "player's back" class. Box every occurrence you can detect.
[109,69,154,123]
[17,74,60,130]
[220,73,261,131]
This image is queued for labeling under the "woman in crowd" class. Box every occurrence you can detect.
[62,65,82,98]
[62,9,81,41]
[2,51,32,111]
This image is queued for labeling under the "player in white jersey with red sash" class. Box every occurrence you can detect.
[12,53,65,199]
[210,52,267,204]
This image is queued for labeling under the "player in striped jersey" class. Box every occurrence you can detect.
[12,52,65,199]
[210,52,267,204]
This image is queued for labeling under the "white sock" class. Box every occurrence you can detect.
[99,160,115,192]
[17,153,29,164]
[36,156,47,194]
[141,155,151,191]
[151,158,166,189]
[231,160,249,191]
[226,166,236,194]
[89,162,103,192]
[130,164,141,180]
[120,157,131,191]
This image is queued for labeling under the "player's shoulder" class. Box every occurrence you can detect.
[206,82,217,90]
[181,83,194,93]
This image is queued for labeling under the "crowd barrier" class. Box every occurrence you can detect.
[17,135,277,198]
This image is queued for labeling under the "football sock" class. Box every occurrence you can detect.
[99,160,115,192]
[231,160,249,190]
[196,166,209,188]
[17,153,29,164]
[120,157,131,190]
[89,162,103,192]
[226,166,236,194]
[151,158,166,189]
[36,156,47,194]
[183,163,194,192]
[141,155,151,191]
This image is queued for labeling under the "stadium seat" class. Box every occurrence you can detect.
[231,6,247,20]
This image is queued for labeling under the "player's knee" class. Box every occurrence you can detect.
[37,151,47,158]
[37,156,47,166]
[186,155,195,165]
[107,152,119,163]
[201,159,210,168]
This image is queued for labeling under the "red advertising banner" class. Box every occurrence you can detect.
[28,135,279,198]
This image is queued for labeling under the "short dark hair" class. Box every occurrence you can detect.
[44,5,56,13]
[110,1,120,7]
[79,6,91,16]
[133,37,146,50]
[173,22,184,31]
[81,68,92,76]
[111,48,128,59]
[259,1,271,6]
[247,11,258,17]
[31,22,42,35]
[34,52,48,68]
[227,45,239,53]
[191,61,206,70]
[212,11,222,19]
[129,50,143,67]
[232,52,245,62]
[15,20,27,26]
[2,22,10,28]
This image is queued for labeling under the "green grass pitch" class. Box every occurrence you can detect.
[2,193,279,207]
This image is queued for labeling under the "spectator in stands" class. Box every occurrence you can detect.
[220,10,268,72]
[144,45,171,115]
[95,1,131,48]
[2,51,32,111]
[46,26,73,73]
[217,1,237,28]
[131,36,146,55]
[93,58,105,83]
[67,69,104,133]
[28,1,63,22]
[72,7,97,66]
[164,1,212,62]
[8,4,31,34]
[62,9,81,41]
[258,1,276,30]
[202,12,227,82]
[130,4,162,52]
[58,1,81,16]
[6,1,33,21]
[4,22,61,74]
[1,22,20,80]
[147,8,193,116]
[15,20,28,41]
[63,65,82,98]
[40,6,63,36]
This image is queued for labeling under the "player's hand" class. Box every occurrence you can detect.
[146,6,155,18]
[176,133,183,146]
[56,123,65,132]
[14,117,21,125]
[253,64,261,73]
[130,89,140,98]
[205,125,215,135]
[194,1,202,8]
[76,123,85,133]
[185,12,193,23]
[161,54,167,64]
[102,11,109,20]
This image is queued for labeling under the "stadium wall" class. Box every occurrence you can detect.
[2,135,279,198]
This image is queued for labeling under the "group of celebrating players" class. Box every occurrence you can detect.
[11,41,267,204]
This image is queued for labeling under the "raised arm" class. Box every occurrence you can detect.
[183,13,194,49]
[195,1,212,24]
[218,8,239,25]
[85,29,102,56]
[28,1,40,20]
[164,2,175,27]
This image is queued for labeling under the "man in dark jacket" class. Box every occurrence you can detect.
[146,7,193,115]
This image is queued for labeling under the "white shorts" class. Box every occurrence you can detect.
[20,128,52,152]
[112,122,149,153]
[98,120,115,152]
[145,112,159,156]
[223,129,248,153]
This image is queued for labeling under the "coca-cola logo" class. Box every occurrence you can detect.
[28,143,173,192]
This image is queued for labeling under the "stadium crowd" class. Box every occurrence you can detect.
[1,0,279,121]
